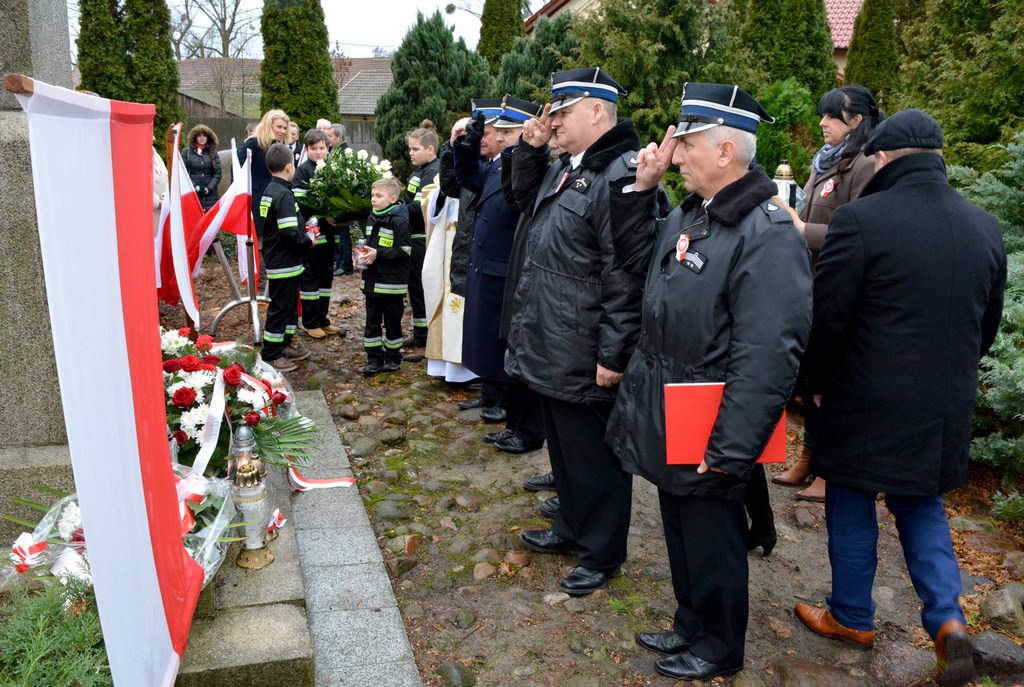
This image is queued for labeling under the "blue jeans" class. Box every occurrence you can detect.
[825,484,965,638]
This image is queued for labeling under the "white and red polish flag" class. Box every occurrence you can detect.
[16,80,204,686]
[193,149,260,284]
[154,127,204,324]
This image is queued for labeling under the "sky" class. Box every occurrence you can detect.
[65,1,487,60]
[323,2,482,57]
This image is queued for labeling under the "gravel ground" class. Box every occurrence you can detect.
[167,253,1024,687]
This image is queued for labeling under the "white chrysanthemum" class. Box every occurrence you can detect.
[236,387,267,411]
[179,405,209,441]
[57,502,82,541]
[379,159,392,172]
[370,154,379,165]
[357,149,369,161]
[182,371,214,391]
[161,330,189,354]
[344,147,354,156]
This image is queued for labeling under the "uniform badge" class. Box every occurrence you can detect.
[821,179,836,198]
[767,203,778,211]
[682,250,707,274]
[675,234,690,262]
[573,177,589,192]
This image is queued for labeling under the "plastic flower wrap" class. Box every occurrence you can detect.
[161,328,317,477]
[305,147,394,220]
[175,465,234,586]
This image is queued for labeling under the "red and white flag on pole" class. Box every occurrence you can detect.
[16,80,204,687]
[155,128,204,324]
[193,149,260,284]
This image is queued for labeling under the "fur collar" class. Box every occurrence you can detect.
[580,119,640,172]
[681,165,777,227]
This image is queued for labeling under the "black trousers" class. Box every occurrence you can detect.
[506,380,544,444]
[300,235,335,328]
[407,237,427,343]
[263,275,299,360]
[659,488,748,666]
[363,293,404,365]
[541,395,632,571]
[743,464,774,536]
[480,379,508,408]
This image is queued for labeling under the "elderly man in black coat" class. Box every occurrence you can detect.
[794,109,1007,687]
[606,83,812,681]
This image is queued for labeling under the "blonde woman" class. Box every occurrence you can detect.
[237,109,290,240]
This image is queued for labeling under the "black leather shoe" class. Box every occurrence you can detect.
[458,396,487,410]
[523,472,556,492]
[480,406,508,424]
[519,529,575,554]
[559,565,619,596]
[484,428,514,444]
[637,631,690,656]
[495,435,543,454]
[654,652,742,681]
[538,496,560,519]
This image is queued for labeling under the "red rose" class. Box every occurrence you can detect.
[244,411,261,426]
[172,429,188,445]
[178,327,191,336]
[201,355,221,366]
[271,391,287,406]
[172,387,197,408]
[223,366,243,387]
[163,359,183,373]
[180,355,202,372]
[195,335,213,353]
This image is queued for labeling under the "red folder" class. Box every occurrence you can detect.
[664,383,787,465]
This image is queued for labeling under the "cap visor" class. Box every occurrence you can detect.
[671,121,720,137]
[550,96,584,113]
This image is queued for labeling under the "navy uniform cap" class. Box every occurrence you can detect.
[471,98,503,125]
[550,67,626,113]
[494,95,542,128]
[863,108,943,155]
[673,82,774,137]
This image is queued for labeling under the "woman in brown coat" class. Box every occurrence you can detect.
[773,85,884,501]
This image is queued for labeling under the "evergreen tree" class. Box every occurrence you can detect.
[495,14,578,106]
[575,0,748,151]
[845,0,898,107]
[478,0,525,76]
[77,0,131,101]
[895,0,1019,155]
[122,0,184,139]
[374,11,493,180]
[260,0,339,130]
[740,0,837,100]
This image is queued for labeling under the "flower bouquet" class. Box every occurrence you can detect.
[305,148,394,221]
[161,327,317,478]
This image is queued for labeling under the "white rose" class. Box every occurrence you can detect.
[370,154,379,165]
[379,160,392,172]
[315,158,326,169]
[344,147,354,156]
[382,171,393,179]
[357,149,369,161]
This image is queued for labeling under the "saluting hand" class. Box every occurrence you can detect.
[633,126,677,191]
[522,103,554,148]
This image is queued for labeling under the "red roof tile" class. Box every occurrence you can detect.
[825,0,864,50]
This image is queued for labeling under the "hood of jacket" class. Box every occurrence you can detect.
[187,124,219,149]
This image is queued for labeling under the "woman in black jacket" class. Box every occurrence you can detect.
[182,124,221,212]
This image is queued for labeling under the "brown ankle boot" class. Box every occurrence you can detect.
[772,447,812,486]
[796,476,827,502]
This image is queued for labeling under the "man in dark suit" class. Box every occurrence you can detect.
[795,109,1007,687]
[453,96,546,455]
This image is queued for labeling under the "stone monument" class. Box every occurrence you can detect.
[0,0,74,541]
